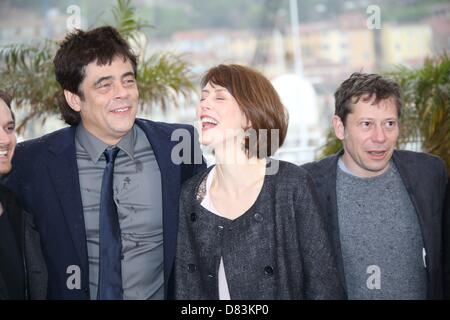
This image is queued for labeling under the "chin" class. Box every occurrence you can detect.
[199,139,213,147]
[199,132,215,146]
[0,165,12,175]
[114,122,134,132]
[367,163,390,174]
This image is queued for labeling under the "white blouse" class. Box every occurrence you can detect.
[200,167,231,300]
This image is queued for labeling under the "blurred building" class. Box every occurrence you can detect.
[287,12,376,83]
[381,23,433,67]
[2,0,448,151]
[427,3,450,53]
[0,6,67,46]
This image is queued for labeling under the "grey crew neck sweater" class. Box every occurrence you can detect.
[336,160,426,299]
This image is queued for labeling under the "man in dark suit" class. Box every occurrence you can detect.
[2,26,205,300]
[0,90,47,299]
[302,73,447,299]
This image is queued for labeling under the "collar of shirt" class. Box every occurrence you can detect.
[75,124,136,164]
[337,156,393,179]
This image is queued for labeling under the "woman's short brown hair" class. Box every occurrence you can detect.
[201,64,288,158]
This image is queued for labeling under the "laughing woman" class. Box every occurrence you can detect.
[174,64,344,300]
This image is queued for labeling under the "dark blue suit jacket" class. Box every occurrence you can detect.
[2,118,206,299]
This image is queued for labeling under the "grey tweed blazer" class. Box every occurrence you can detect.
[174,159,345,300]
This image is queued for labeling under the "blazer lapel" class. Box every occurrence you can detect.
[392,151,431,266]
[46,127,88,271]
[316,153,347,294]
[135,120,181,290]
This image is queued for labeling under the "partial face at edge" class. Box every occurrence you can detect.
[0,99,16,175]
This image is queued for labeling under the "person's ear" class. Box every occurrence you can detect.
[64,90,82,112]
[332,115,345,141]
[243,114,252,131]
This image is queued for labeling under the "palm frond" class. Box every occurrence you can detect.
[138,53,195,111]
[108,0,152,44]
[0,40,61,133]
[317,128,342,159]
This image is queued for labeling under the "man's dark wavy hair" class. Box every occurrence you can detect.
[53,26,138,125]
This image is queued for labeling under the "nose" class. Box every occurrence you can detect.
[0,128,11,146]
[199,97,211,110]
[114,82,130,99]
[197,97,211,115]
[371,124,387,143]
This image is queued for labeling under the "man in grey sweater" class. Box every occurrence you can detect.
[302,73,447,299]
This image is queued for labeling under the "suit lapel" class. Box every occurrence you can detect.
[316,153,347,293]
[46,127,88,271]
[392,151,430,266]
[135,120,181,290]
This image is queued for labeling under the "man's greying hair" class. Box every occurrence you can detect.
[334,72,402,125]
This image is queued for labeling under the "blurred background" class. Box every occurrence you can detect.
[0,0,449,169]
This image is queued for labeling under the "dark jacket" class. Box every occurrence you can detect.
[175,160,345,300]
[443,176,450,299]
[0,185,47,299]
[302,150,448,300]
[2,119,206,299]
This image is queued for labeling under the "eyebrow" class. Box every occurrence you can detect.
[201,88,227,94]
[357,117,398,121]
[93,71,136,87]
[121,71,135,79]
[94,76,113,87]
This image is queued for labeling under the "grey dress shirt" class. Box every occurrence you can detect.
[75,124,164,300]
